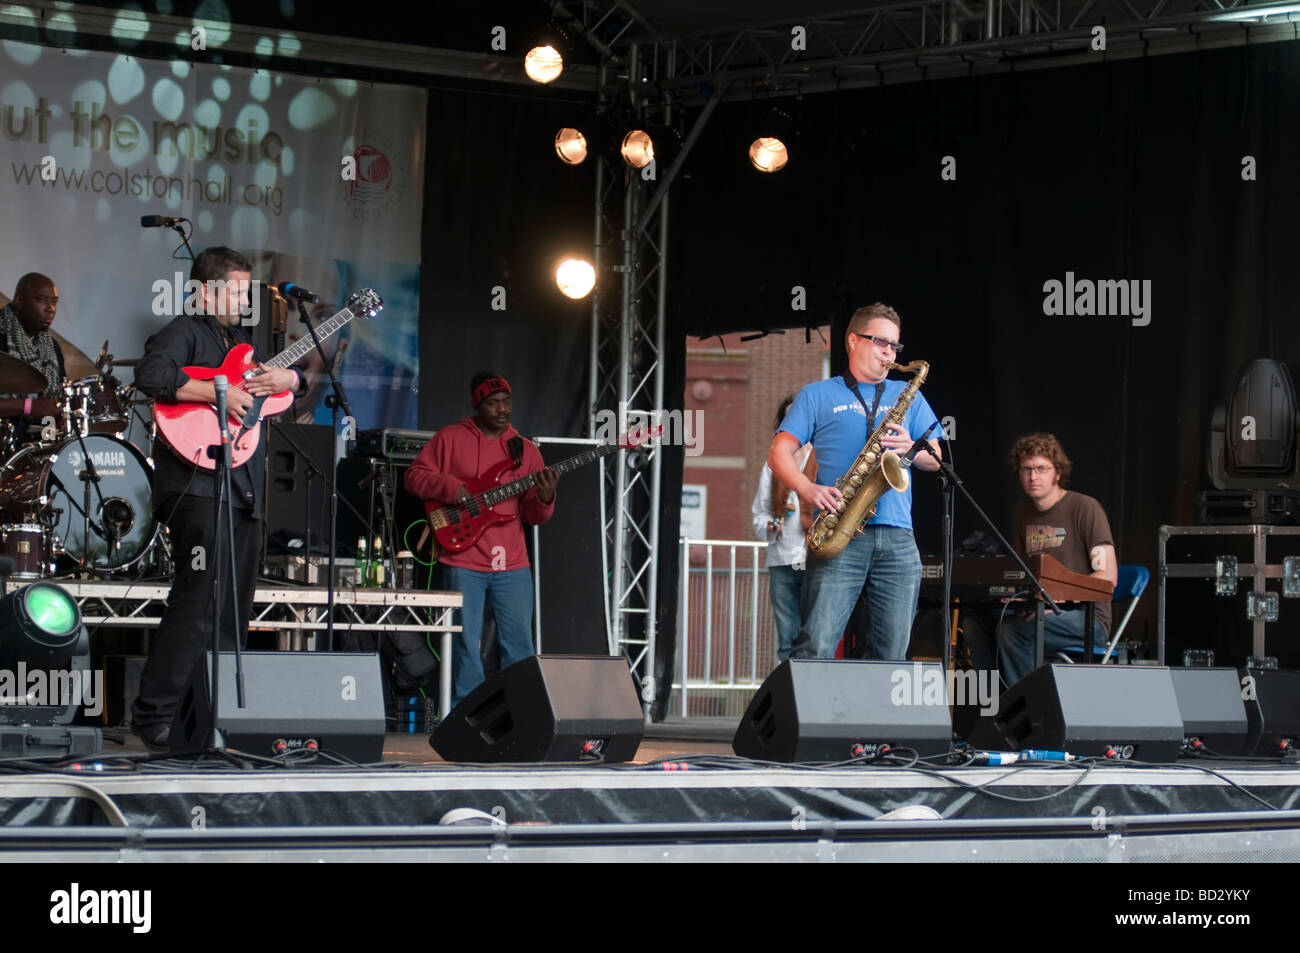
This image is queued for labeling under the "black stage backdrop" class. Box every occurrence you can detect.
[420,42,1300,711]
[669,42,1300,656]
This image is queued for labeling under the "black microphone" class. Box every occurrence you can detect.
[213,375,229,439]
[901,420,941,465]
[278,282,320,303]
[140,215,187,228]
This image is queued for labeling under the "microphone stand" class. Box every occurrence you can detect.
[68,425,112,573]
[206,376,246,753]
[170,220,196,260]
[911,442,1063,677]
[298,300,354,650]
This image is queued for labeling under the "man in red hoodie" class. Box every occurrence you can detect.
[405,372,558,707]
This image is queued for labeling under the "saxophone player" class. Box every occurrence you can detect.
[768,303,942,661]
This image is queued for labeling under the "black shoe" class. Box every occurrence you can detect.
[131,721,171,752]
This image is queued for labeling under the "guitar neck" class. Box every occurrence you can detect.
[263,307,356,370]
[479,442,620,506]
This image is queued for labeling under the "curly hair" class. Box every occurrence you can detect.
[1007,433,1072,486]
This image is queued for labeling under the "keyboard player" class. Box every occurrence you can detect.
[962,433,1118,687]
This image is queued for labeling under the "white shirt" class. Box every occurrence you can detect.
[751,446,812,570]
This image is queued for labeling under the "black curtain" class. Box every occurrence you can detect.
[670,42,1300,646]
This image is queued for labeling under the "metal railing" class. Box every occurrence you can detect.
[673,538,779,718]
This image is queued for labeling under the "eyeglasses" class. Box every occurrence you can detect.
[853,333,904,354]
[1018,465,1054,476]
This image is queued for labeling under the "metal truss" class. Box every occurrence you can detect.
[556,0,1300,98]
[57,582,461,715]
[588,49,672,719]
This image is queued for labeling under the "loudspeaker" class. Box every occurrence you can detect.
[172,652,386,761]
[430,655,644,763]
[731,659,953,762]
[1169,667,1249,755]
[967,664,1184,763]
[265,423,334,543]
[1240,668,1300,756]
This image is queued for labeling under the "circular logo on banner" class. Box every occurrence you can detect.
[341,129,408,221]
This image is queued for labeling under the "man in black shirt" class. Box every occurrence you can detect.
[130,247,305,749]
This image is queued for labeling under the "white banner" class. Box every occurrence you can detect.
[0,41,425,429]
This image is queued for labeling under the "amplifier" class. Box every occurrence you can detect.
[352,428,435,462]
[1196,489,1299,525]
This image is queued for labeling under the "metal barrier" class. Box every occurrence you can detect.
[673,538,778,718]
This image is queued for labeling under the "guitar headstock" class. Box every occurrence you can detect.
[347,288,383,319]
[619,424,664,449]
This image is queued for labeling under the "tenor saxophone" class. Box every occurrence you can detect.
[805,360,930,559]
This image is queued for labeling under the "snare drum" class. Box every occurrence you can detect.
[0,523,49,579]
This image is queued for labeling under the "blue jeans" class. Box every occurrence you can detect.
[768,564,805,663]
[964,606,1106,688]
[790,525,921,661]
[442,566,536,708]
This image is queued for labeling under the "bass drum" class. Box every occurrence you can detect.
[0,434,155,570]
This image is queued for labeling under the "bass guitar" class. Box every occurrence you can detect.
[153,288,383,470]
[425,425,662,555]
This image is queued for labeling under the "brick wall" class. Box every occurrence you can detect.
[683,328,830,550]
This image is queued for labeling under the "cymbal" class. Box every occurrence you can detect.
[50,329,99,380]
[0,351,49,394]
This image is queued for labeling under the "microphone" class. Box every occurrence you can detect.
[901,420,941,466]
[140,215,187,228]
[213,375,229,439]
[278,281,320,303]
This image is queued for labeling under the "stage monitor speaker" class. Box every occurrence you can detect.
[967,664,1184,763]
[732,659,952,762]
[1169,667,1249,756]
[172,651,386,762]
[430,655,643,763]
[265,423,335,543]
[1240,668,1300,757]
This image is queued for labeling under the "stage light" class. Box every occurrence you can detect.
[555,128,588,165]
[749,103,797,173]
[525,44,564,83]
[0,582,88,731]
[556,258,596,299]
[749,137,790,173]
[620,129,654,169]
[0,583,83,672]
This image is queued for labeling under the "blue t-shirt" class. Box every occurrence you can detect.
[779,375,940,531]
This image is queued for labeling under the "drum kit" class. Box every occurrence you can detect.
[0,335,170,580]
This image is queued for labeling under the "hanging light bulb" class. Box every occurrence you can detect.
[620,130,654,169]
[749,136,790,173]
[555,258,596,299]
[525,44,564,84]
[555,128,588,165]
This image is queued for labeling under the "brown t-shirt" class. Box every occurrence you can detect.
[1015,491,1115,634]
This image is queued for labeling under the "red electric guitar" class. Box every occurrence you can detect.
[425,425,663,555]
[153,289,383,470]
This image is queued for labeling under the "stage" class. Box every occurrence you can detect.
[2,720,1299,863]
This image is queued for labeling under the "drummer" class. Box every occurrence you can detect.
[0,273,65,424]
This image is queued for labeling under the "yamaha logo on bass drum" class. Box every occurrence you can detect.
[63,449,129,477]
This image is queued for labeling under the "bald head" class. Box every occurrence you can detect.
[10,273,57,335]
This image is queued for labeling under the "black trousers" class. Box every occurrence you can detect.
[131,494,262,728]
